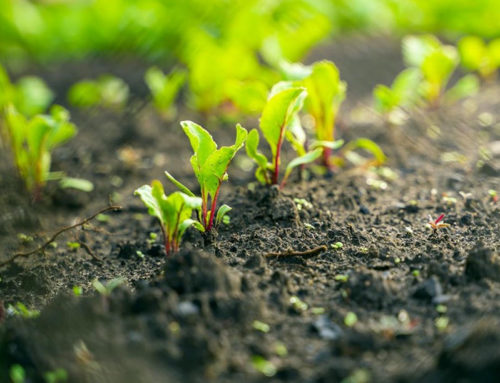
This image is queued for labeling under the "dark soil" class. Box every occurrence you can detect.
[1,35,500,383]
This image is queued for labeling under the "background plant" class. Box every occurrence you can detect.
[2,104,78,199]
[402,35,479,106]
[145,66,186,119]
[373,68,421,123]
[458,36,500,80]
[0,64,53,117]
[166,121,247,231]
[67,75,129,109]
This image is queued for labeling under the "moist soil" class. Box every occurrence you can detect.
[1,36,500,382]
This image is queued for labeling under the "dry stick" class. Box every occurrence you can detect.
[0,205,121,268]
[78,241,102,262]
[265,245,328,258]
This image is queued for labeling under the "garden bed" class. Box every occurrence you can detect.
[1,37,500,382]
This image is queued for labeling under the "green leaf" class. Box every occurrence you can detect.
[164,170,195,197]
[145,66,186,113]
[260,87,306,158]
[310,139,344,150]
[134,181,166,226]
[246,129,269,170]
[391,68,422,106]
[279,60,312,81]
[15,76,54,116]
[402,35,441,67]
[302,60,346,141]
[444,74,479,103]
[373,84,395,114]
[458,36,486,71]
[488,38,500,66]
[282,148,322,184]
[344,138,386,164]
[181,120,217,172]
[200,124,247,197]
[216,204,232,226]
[59,177,94,192]
[421,47,458,85]
[67,80,101,108]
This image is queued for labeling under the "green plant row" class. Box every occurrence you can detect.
[135,59,386,255]
[373,34,500,121]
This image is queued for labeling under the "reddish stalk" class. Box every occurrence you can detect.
[272,123,286,185]
[206,183,222,232]
[201,189,208,229]
[161,225,171,256]
[322,146,332,170]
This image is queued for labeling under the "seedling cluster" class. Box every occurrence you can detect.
[374,34,481,117]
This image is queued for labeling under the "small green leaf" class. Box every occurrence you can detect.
[458,36,486,71]
[310,139,344,150]
[343,138,386,164]
[164,171,195,197]
[216,204,232,226]
[260,87,306,158]
[283,148,322,184]
[245,129,269,173]
[444,74,479,103]
[402,35,441,67]
[134,181,166,226]
[59,177,94,192]
[181,120,217,171]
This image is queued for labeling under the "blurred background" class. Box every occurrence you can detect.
[1,0,500,117]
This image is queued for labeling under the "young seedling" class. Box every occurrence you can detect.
[458,36,500,80]
[145,66,186,119]
[67,75,129,109]
[427,214,450,231]
[277,60,346,168]
[279,60,385,169]
[373,68,421,123]
[300,61,346,167]
[246,85,322,187]
[3,104,78,199]
[0,64,54,117]
[135,180,203,255]
[165,121,247,231]
[402,35,479,107]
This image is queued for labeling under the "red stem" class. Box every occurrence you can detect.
[272,123,286,185]
[322,147,332,170]
[161,225,171,256]
[206,182,221,232]
[201,189,208,228]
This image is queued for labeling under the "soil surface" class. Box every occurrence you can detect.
[1,35,500,383]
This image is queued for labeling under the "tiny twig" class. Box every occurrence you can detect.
[0,205,121,268]
[265,245,327,258]
[78,242,102,262]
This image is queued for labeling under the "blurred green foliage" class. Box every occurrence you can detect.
[0,0,498,115]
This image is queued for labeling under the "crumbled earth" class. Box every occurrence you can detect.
[1,36,499,382]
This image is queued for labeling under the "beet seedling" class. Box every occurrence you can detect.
[246,85,322,187]
[402,35,479,106]
[278,60,345,168]
[67,75,129,109]
[0,64,54,117]
[300,61,346,167]
[373,68,421,121]
[145,66,186,119]
[135,180,203,255]
[3,104,79,199]
[165,121,247,231]
[458,36,500,80]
